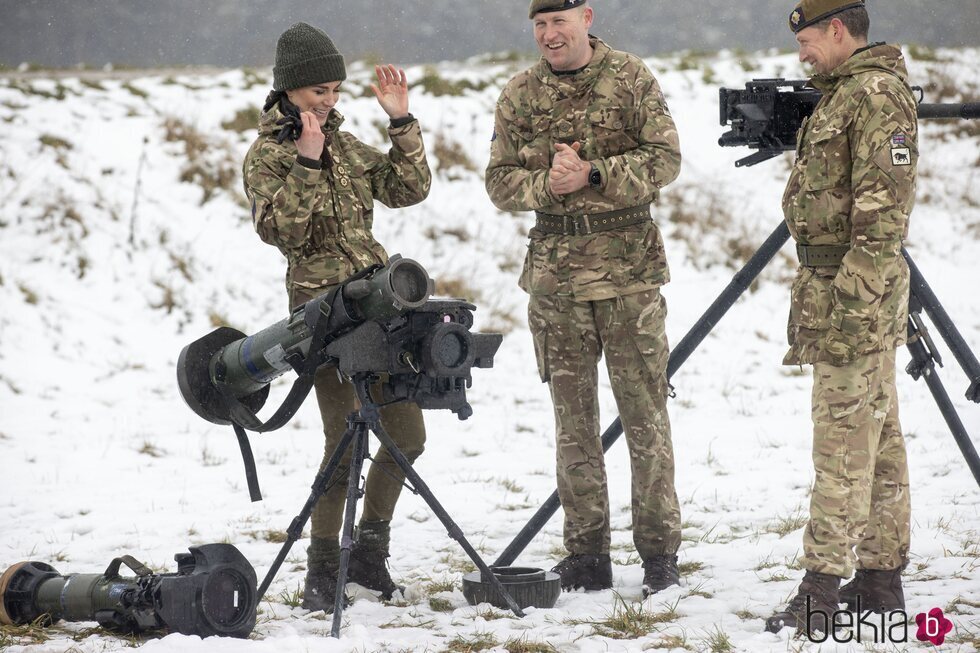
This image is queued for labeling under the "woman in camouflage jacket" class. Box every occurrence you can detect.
[242,22,431,612]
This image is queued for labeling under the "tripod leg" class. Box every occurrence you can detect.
[905,318,980,487]
[257,426,357,600]
[495,221,793,567]
[369,420,526,617]
[331,423,369,638]
[904,250,980,402]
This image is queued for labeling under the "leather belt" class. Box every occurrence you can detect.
[534,204,651,236]
[796,244,849,267]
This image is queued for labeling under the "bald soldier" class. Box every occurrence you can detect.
[765,0,917,637]
[486,0,682,596]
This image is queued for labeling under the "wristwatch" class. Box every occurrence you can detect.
[588,163,602,188]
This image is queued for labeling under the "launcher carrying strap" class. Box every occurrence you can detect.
[218,286,348,502]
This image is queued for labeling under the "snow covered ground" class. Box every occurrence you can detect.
[1,46,978,652]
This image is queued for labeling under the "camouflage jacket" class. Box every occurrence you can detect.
[243,104,431,309]
[486,37,681,301]
[782,44,917,366]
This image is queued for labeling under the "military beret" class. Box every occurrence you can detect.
[529,0,587,19]
[789,0,864,32]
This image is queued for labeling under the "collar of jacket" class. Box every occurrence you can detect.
[533,35,611,89]
[809,42,909,93]
[257,102,346,137]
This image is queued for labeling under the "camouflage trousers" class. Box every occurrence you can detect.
[803,349,911,577]
[528,289,681,559]
[309,365,426,541]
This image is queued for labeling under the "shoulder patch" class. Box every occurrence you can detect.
[891,147,911,166]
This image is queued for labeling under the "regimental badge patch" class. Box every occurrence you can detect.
[891,147,911,166]
[790,9,802,26]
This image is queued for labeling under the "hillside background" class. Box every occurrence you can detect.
[1,0,978,68]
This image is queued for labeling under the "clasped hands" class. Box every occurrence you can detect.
[548,142,592,196]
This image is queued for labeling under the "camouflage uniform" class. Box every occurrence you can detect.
[783,44,916,578]
[486,37,682,559]
[243,103,431,542]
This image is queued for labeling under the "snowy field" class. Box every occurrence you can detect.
[1,46,978,652]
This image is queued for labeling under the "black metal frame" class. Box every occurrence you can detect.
[256,374,524,638]
[495,221,980,567]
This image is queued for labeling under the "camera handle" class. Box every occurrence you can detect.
[257,374,525,639]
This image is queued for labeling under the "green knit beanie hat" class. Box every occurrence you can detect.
[273,22,347,91]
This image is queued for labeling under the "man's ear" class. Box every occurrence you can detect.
[830,17,846,42]
[583,6,594,28]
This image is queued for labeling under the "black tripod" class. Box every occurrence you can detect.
[494,221,980,567]
[256,374,524,638]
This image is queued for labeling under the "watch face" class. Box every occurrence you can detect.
[589,167,601,186]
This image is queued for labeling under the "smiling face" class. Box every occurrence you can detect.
[795,20,849,75]
[532,6,594,72]
[286,81,342,125]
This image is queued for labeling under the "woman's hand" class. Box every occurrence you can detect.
[371,64,409,120]
[295,112,326,159]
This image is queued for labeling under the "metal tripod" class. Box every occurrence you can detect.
[495,221,980,567]
[256,374,524,638]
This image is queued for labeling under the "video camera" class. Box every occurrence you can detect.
[0,544,256,639]
[719,78,980,167]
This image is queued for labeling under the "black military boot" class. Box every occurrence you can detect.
[347,544,402,599]
[301,566,339,613]
[641,555,680,598]
[551,553,613,591]
[840,568,905,613]
[346,519,403,600]
[302,537,342,613]
[765,570,842,638]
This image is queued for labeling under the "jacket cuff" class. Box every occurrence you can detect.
[296,155,322,170]
[389,113,416,129]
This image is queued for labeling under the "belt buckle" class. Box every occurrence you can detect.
[577,214,592,236]
[796,243,808,266]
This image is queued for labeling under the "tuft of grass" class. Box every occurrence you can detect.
[428,596,454,612]
[445,631,499,652]
[568,594,676,639]
[277,583,303,608]
[434,276,483,303]
[411,66,491,97]
[39,134,73,151]
[426,578,458,594]
[700,625,734,653]
[222,106,261,133]
[432,132,477,175]
[679,560,705,576]
[18,282,39,304]
[121,81,149,98]
[764,510,808,537]
[502,635,559,652]
[138,441,165,458]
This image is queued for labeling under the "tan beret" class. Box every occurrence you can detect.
[529,0,587,19]
[789,0,864,32]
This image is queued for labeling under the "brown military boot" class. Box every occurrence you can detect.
[765,570,841,638]
[641,555,680,598]
[840,568,905,613]
[551,554,613,591]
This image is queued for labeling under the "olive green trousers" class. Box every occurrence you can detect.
[309,366,426,540]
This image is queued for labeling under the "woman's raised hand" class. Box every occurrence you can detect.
[371,64,409,120]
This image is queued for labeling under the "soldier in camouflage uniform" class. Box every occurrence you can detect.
[242,22,431,612]
[485,0,683,596]
[765,0,916,637]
